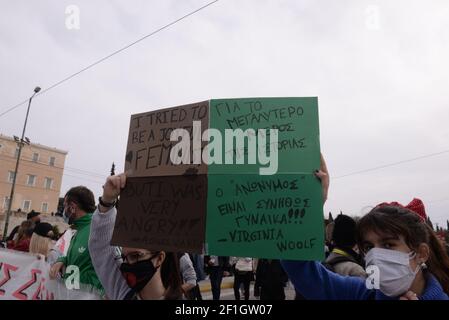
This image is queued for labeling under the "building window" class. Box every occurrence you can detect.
[3,197,10,209]
[49,156,56,166]
[44,177,53,190]
[22,200,31,212]
[32,152,39,162]
[42,202,48,213]
[8,171,15,183]
[27,174,36,187]
[14,148,20,159]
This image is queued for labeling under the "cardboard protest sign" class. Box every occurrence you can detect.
[115,97,324,260]
[124,100,209,177]
[112,175,207,253]
[206,174,324,260]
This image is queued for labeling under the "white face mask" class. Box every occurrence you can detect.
[365,247,421,297]
[63,206,75,224]
[62,208,70,224]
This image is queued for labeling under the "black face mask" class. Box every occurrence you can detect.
[119,257,159,293]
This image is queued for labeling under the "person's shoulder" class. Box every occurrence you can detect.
[179,254,191,264]
[421,273,449,300]
[324,252,338,263]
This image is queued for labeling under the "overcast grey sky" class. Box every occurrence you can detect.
[1,0,448,226]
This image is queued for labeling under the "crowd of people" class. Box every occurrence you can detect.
[2,155,449,300]
[4,210,60,256]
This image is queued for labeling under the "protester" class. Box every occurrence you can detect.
[7,220,34,252]
[49,186,104,293]
[29,222,59,258]
[253,258,260,298]
[323,214,366,277]
[189,253,206,300]
[88,173,183,300]
[178,253,198,299]
[205,255,230,300]
[284,204,449,300]
[324,222,335,258]
[6,210,40,242]
[282,156,449,300]
[191,254,206,283]
[231,257,254,300]
[184,253,204,300]
[255,259,289,300]
[27,210,41,224]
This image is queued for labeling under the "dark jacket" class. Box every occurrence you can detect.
[6,225,20,242]
[282,260,449,300]
[255,259,288,291]
[204,256,230,274]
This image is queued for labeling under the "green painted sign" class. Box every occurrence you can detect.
[206,97,324,260]
[206,173,324,260]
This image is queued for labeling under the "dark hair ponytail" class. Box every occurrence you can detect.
[160,252,183,300]
[425,225,449,294]
[357,205,449,295]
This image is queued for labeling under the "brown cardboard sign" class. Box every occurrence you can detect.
[124,101,209,177]
[111,175,207,253]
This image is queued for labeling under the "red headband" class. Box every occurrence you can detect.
[376,198,427,222]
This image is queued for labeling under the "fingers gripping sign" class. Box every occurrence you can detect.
[314,153,329,204]
[49,262,64,280]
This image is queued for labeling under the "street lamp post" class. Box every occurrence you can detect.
[2,86,41,240]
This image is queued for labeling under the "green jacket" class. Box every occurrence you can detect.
[57,213,104,293]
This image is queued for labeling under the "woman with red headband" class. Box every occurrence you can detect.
[282,156,449,300]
